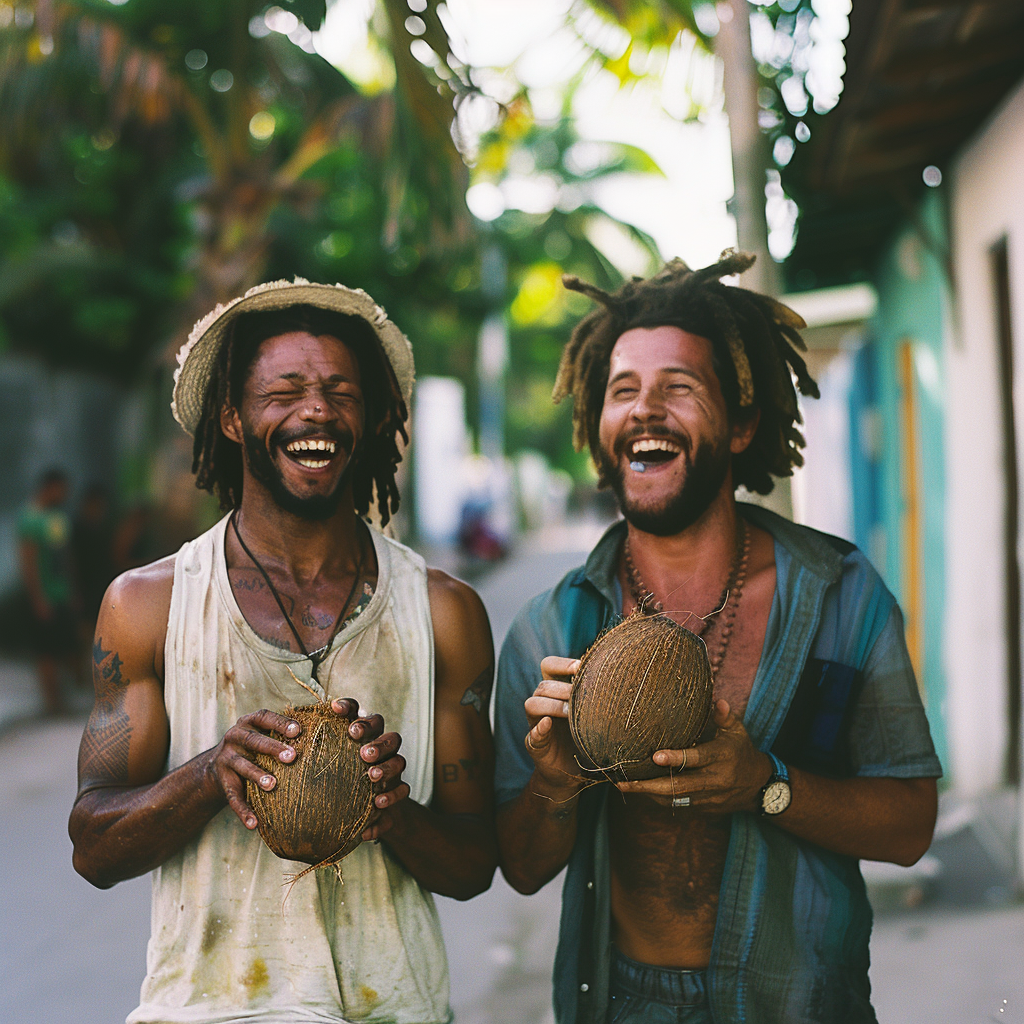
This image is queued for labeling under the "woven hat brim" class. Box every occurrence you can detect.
[171,278,415,436]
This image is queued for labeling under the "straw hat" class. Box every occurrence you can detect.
[171,278,415,436]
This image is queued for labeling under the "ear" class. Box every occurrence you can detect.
[730,408,760,455]
[220,404,244,445]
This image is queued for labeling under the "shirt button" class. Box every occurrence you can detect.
[580,984,589,993]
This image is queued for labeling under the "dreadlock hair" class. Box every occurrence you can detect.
[191,304,409,526]
[553,250,820,495]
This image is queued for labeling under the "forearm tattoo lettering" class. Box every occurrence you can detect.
[459,666,494,715]
[79,637,132,784]
[441,757,482,783]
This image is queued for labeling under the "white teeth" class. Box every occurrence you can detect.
[296,458,331,469]
[286,439,337,455]
[631,438,681,456]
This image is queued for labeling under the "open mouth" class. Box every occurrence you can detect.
[282,437,338,470]
[627,437,682,470]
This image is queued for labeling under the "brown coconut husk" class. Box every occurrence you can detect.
[568,612,713,782]
[247,702,378,878]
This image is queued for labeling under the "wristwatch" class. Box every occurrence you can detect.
[759,752,791,816]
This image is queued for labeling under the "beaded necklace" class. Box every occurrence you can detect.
[623,519,750,677]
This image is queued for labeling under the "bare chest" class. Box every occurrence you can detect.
[228,567,373,655]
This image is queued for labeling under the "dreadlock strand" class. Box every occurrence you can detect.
[561,275,619,309]
[705,291,756,407]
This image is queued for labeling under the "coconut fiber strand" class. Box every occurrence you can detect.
[569,612,713,782]
[247,702,378,871]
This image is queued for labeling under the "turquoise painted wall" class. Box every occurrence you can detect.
[867,189,949,775]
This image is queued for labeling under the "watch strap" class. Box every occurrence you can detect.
[765,750,789,783]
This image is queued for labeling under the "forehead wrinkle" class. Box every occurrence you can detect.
[253,370,360,391]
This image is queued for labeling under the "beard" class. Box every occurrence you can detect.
[241,424,358,522]
[598,430,732,537]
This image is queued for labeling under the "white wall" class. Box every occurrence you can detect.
[947,75,1024,797]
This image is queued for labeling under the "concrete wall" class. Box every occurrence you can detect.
[946,75,1024,797]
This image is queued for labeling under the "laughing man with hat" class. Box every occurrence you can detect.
[69,280,497,1024]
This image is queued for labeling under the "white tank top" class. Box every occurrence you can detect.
[128,516,451,1024]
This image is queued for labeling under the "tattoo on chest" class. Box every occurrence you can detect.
[259,633,293,651]
[80,637,132,783]
[300,605,335,630]
[233,572,266,593]
[440,757,482,783]
[459,666,494,715]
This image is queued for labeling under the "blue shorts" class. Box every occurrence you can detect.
[608,946,713,1024]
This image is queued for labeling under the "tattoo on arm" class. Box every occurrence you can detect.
[440,757,482,783]
[459,666,494,715]
[79,637,132,784]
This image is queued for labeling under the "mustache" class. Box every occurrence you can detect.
[613,426,692,461]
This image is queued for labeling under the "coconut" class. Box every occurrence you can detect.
[568,612,714,782]
[247,702,378,870]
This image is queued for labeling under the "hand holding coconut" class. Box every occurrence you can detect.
[615,698,774,812]
[523,656,585,799]
[210,697,407,842]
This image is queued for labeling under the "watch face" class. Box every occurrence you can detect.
[762,780,792,816]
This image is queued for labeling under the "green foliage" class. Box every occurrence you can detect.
[0,0,669,483]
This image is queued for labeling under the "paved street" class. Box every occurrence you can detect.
[2,521,1023,1023]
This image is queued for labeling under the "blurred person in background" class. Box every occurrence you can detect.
[69,281,496,1024]
[494,253,941,1024]
[18,467,78,714]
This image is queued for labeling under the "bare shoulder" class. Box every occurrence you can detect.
[426,568,494,687]
[98,554,177,677]
[426,567,487,621]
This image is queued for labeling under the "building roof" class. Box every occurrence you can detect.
[783,0,1024,290]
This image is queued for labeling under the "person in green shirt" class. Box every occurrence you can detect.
[18,468,78,713]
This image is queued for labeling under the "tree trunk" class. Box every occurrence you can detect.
[717,0,778,298]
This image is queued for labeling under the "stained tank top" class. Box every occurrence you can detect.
[128,516,451,1024]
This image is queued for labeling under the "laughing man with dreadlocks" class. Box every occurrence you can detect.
[70,281,497,1024]
[494,252,941,1024]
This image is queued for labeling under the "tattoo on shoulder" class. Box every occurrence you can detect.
[81,636,132,783]
[459,665,494,715]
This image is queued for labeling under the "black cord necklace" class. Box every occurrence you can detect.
[229,510,366,684]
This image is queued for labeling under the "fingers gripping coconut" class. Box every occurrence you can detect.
[523,656,584,795]
[214,698,407,862]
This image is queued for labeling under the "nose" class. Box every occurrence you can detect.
[298,386,332,424]
[629,381,667,423]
